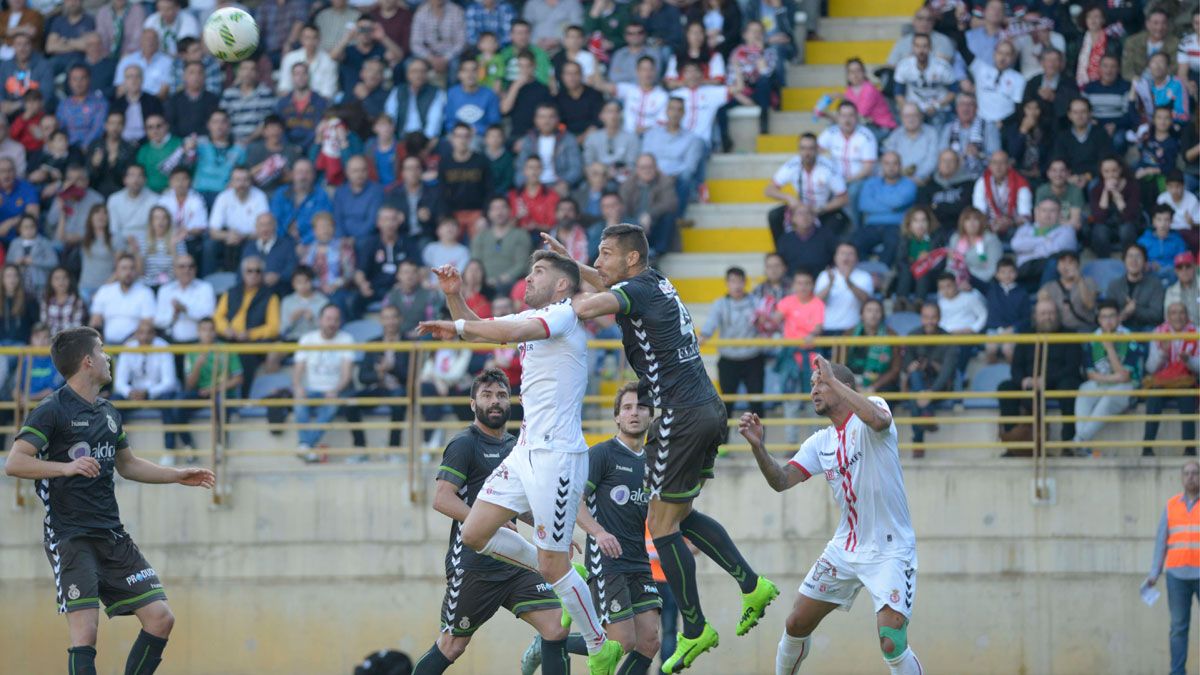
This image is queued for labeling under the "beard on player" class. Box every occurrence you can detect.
[617,417,646,437]
[475,400,511,430]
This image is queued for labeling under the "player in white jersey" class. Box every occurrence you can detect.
[739,356,924,675]
[418,251,625,674]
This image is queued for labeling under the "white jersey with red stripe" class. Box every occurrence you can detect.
[789,397,917,563]
[504,299,589,454]
[816,125,878,180]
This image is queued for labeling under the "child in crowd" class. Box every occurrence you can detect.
[984,258,1030,364]
[1138,204,1189,284]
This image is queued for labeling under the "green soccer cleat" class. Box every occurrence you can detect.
[587,639,623,675]
[661,623,719,673]
[737,576,780,636]
[561,562,591,629]
[521,635,543,675]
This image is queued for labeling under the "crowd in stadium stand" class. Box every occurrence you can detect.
[0,0,1192,461]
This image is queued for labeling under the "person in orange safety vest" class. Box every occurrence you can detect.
[1146,461,1200,675]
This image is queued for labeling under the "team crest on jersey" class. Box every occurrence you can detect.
[812,558,837,582]
[656,279,678,297]
[67,584,80,600]
[890,589,901,604]
[106,414,118,433]
[609,485,630,505]
[610,599,621,613]
[459,617,471,630]
[68,442,90,460]
[536,525,547,540]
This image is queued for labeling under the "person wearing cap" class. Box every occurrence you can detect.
[1166,251,1198,325]
[1144,461,1199,675]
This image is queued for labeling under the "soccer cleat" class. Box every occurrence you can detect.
[736,576,780,636]
[587,639,623,675]
[520,635,543,675]
[561,562,590,629]
[661,623,719,673]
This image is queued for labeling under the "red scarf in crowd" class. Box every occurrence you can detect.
[982,168,1029,219]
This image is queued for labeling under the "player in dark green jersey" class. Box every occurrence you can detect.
[4,327,214,675]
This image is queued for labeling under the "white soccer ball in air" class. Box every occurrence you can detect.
[203,7,260,63]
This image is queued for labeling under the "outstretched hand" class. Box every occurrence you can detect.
[432,264,462,296]
[177,467,215,489]
[812,354,835,389]
[540,232,568,257]
[738,412,765,447]
[417,320,458,340]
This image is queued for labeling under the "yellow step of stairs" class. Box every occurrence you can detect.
[673,277,765,305]
[757,134,800,153]
[681,228,774,253]
[805,40,893,65]
[706,178,780,204]
[828,0,922,18]
[781,87,831,112]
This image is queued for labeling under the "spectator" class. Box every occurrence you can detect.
[772,270,824,443]
[947,207,1004,291]
[609,22,661,85]
[937,92,1000,180]
[445,57,502,137]
[548,198,594,264]
[80,33,117,97]
[893,34,958,125]
[8,93,43,154]
[332,156,384,242]
[642,98,704,214]
[635,0,684,53]
[245,116,302,193]
[751,253,788,339]
[766,132,849,234]
[386,156,439,243]
[385,259,443,337]
[48,164,105,253]
[1052,98,1112,188]
[0,158,37,244]
[1108,243,1168,332]
[998,299,1084,449]
[0,117,27,179]
[618,154,677,259]
[509,156,560,232]
[343,206,415,320]
[207,167,269,275]
[727,21,777,133]
[582,101,639,171]
[817,101,877,225]
[769,201,836,279]
[466,0,517,47]
[1087,157,1142,259]
[1124,8,1179,82]
[107,164,158,248]
[1011,197,1078,290]
[1038,250,1098,333]
[0,0,43,61]
[345,304,409,451]
[918,150,973,229]
[190,110,245,206]
[59,65,108,149]
[3,323,61,423]
[554,61,604,139]
[0,264,35,344]
[132,205,186,291]
[280,266,328,343]
[332,19,389,98]
[88,252,155,344]
[170,36,223,96]
[422,218,471,277]
[114,30,172,98]
[671,61,731,150]
[1083,55,1133,143]
[1035,159,1085,232]
[1134,106,1183,205]
[222,61,277,144]
[884,103,940,185]
[29,130,82,203]
[271,159,333,245]
[169,316,243,456]
[666,20,725,89]
[902,302,956,455]
[364,114,399,188]
[10,213,57,295]
[419,340,472,448]
[154,253,214,345]
[1180,10,1200,97]
[815,242,873,333]
[409,0,467,81]
[1074,299,1144,454]
[854,151,917,264]
[144,0,199,55]
[515,104,583,195]
[837,58,895,135]
[471,197,532,293]
[602,56,669,135]
[254,0,308,65]
[40,266,86,336]
[964,0,1006,66]
[1166,251,1197,324]
[112,318,177,455]
[0,34,53,116]
[937,272,988,336]
[278,26,339,99]
[968,40,1025,125]
[1003,99,1052,185]
[134,114,181,193]
[700,266,765,440]
[1142,302,1198,456]
[983,257,1029,364]
[276,63,329,148]
[490,20,554,88]
[552,24,599,83]
[893,205,946,310]
[1159,172,1200,251]
[293,304,357,461]
[1022,48,1078,123]
[300,212,355,306]
[886,7,959,69]
[112,66,165,144]
[1140,204,1189,283]
[215,255,282,395]
[155,166,207,265]
[972,150,1032,239]
[1134,53,1191,124]
[843,298,901,393]
[437,124,491,231]
[165,62,221,140]
[385,58,445,142]
[524,0,583,52]
[370,0,412,66]
[87,113,138,198]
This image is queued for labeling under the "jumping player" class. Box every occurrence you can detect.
[739,356,923,675]
[414,368,572,675]
[3,326,215,675]
[418,251,624,674]
[543,225,779,673]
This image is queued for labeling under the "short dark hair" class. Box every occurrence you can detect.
[51,326,101,379]
[997,257,1017,271]
[169,166,192,180]
[612,381,652,418]
[198,316,215,329]
[178,36,199,53]
[1057,249,1079,263]
[911,32,931,45]
[512,19,531,30]
[837,100,859,115]
[1124,242,1147,259]
[937,272,957,285]
[471,367,511,398]
[726,266,746,280]
[600,223,650,269]
[830,363,856,389]
[293,265,315,281]
[1153,203,1176,220]
[530,250,581,295]
[1097,299,1120,315]
[636,55,656,68]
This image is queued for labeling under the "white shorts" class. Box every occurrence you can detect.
[477,444,588,553]
[798,543,918,619]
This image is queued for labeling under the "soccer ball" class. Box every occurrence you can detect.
[203,7,260,63]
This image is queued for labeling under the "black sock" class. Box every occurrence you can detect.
[653,531,705,639]
[565,634,589,656]
[124,631,167,675]
[617,651,653,675]
[541,637,570,675]
[68,646,97,675]
[681,510,760,594]
[412,643,454,675]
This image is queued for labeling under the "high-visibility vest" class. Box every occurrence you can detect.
[1166,493,1200,571]
[645,523,665,583]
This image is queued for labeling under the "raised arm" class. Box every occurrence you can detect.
[738,412,806,492]
[541,232,606,290]
[417,316,551,344]
[432,264,483,322]
[814,355,893,432]
[115,446,214,487]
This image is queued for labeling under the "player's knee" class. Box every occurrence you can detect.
[70,622,99,647]
[459,526,489,553]
[437,634,468,662]
[636,632,660,657]
[144,606,175,637]
[541,621,569,642]
[878,623,907,660]
[785,611,812,638]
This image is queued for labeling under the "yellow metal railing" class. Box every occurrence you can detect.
[0,331,1195,505]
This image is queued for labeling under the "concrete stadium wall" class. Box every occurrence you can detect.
[2,453,1197,674]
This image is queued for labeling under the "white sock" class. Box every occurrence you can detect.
[885,647,924,675]
[478,528,539,572]
[776,632,811,675]
[552,568,606,655]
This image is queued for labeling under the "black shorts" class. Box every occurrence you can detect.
[439,567,560,636]
[644,398,727,503]
[589,570,662,625]
[45,532,166,617]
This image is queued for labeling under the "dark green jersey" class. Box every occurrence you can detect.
[436,426,517,578]
[584,438,651,575]
[16,386,130,543]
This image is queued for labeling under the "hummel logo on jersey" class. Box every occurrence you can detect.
[482,453,499,459]
[819,450,836,457]
[70,420,89,427]
[614,464,633,473]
